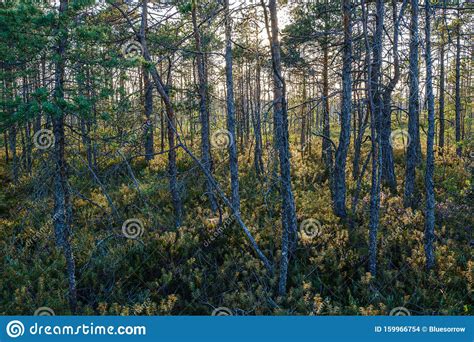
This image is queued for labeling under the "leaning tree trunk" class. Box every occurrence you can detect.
[114,1,272,272]
[141,0,182,226]
[424,0,436,270]
[224,0,241,212]
[192,4,218,213]
[332,0,353,219]
[404,0,420,209]
[52,0,78,312]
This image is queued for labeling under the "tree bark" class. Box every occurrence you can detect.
[142,14,154,162]
[321,33,332,172]
[264,0,298,296]
[380,0,407,192]
[404,0,420,209]
[333,0,353,219]
[253,46,264,176]
[224,0,241,212]
[52,0,77,313]
[9,125,18,183]
[112,2,272,272]
[192,4,218,213]
[141,0,182,227]
[438,11,446,155]
[423,0,436,270]
[455,12,462,157]
[364,0,383,277]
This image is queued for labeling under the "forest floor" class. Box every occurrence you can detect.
[0,140,473,315]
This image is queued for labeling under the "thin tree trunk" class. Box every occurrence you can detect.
[300,73,307,153]
[141,0,182,226]
[438,11,446,155]
[143,65,154,161]
[423,0,436,270]
[3,132,9,163]
[253,50,264,176]
[322,38,332,172]
[192,4,217,213]
[352,100,368,182]
[9,125,18,183]
[263,0,298,296]
[455,12,462,157]
[52,0,77,312]
[112,2,272,271]
[380,0,407,192]
[5,74,18,182]
[333,0,353,218]
[365,0,383,277]
[224,0,241,212]
[78,64,93,172]
[404,0,420,209]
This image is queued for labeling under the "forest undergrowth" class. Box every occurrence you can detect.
[1,139,472,315]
